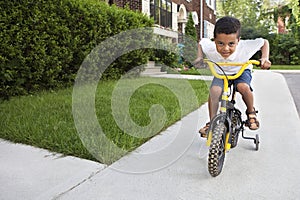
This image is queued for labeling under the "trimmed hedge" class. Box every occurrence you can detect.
[0,0,153,99]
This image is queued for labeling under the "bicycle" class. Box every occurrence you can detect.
[202,59,260,177]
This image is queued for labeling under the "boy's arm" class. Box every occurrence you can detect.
[197,42,204,59]
[260,39,271,69]
[193,42,204,67]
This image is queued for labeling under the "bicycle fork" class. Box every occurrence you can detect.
[206,92,232,151]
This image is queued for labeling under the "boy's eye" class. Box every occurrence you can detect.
[228,42,235,47]
[217,41,236,47]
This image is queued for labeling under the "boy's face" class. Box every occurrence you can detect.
[214,33,240,59]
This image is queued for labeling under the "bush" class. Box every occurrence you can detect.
[0,0,153,99]
[148,35,180,69]
[267,33,300,65]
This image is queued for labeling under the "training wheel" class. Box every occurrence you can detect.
[255,134,259,151]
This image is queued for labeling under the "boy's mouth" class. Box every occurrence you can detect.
[221,52,231,58]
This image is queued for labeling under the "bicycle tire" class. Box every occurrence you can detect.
[255,134,259,151]
[208,123,227,177]
[231,110,242,148]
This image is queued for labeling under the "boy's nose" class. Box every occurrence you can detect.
[223,45,230,50]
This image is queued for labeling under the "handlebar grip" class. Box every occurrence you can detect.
[250,60,260,66]
[251,60,271,70]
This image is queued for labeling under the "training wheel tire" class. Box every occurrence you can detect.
[255,134,259,151]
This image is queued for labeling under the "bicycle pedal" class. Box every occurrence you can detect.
[200,133,207,138]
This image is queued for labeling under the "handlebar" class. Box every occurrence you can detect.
[204,59,260,80]
[202,59,261,95]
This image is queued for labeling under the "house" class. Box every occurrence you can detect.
[108,0,217,42]
[277,16,288,34]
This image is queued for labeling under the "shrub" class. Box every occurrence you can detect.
[0,0,153,99]
[268,33,300,65]
[148,35,180,69]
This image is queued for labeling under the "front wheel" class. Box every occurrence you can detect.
[208,123,227,177]
[231,109,242,148]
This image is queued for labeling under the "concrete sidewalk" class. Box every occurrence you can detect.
[1,71,300,200]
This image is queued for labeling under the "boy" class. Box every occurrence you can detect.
[194,16,271,136]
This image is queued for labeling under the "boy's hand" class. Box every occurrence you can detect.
[260,58,271,70]
[193,57,204,69]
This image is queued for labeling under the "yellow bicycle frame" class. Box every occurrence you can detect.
[205,60,260,150]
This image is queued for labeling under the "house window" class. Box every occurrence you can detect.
[150,0,172,28]
[206,0,216,10]
[204,20,214,39]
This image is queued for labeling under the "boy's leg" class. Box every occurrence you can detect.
[199,79,223,136]
[235,70,259,130]
[236,83,254,113]
[209,85,223,120]
[237,83,259,130]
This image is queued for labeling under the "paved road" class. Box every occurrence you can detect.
[1,71,300,200]
[281,73,300,117]
[57,71,300,200]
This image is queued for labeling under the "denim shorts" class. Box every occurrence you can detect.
[211,69,253,91]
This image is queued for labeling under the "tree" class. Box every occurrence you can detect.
[217,0,273,38]
[185,13,197,41]
[217,0,260,22]
[290,0,300,23]
[182,13,198,67]
[216,0,300,64]
[270,2,300,64]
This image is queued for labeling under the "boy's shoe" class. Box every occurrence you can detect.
[245,108,260,130]
[199,122,210,138]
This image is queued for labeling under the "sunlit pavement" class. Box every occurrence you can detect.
[1,70,299,200]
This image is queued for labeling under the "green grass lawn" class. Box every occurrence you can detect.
[178,64,300,75]
[268,65,300,70]
[3,64,295,164]
[180,68,211,75]
[0,78,209,164]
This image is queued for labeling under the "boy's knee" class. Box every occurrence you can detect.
[237,83,250,93]
[210,86,222,94]
[210,86,222,101]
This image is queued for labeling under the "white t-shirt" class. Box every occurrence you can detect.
[200,38,264,74]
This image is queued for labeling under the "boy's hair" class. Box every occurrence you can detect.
[213,16,241,38]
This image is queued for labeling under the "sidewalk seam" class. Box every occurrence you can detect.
[52,168,104,200]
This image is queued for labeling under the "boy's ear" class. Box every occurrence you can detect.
[237,37,241,42]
